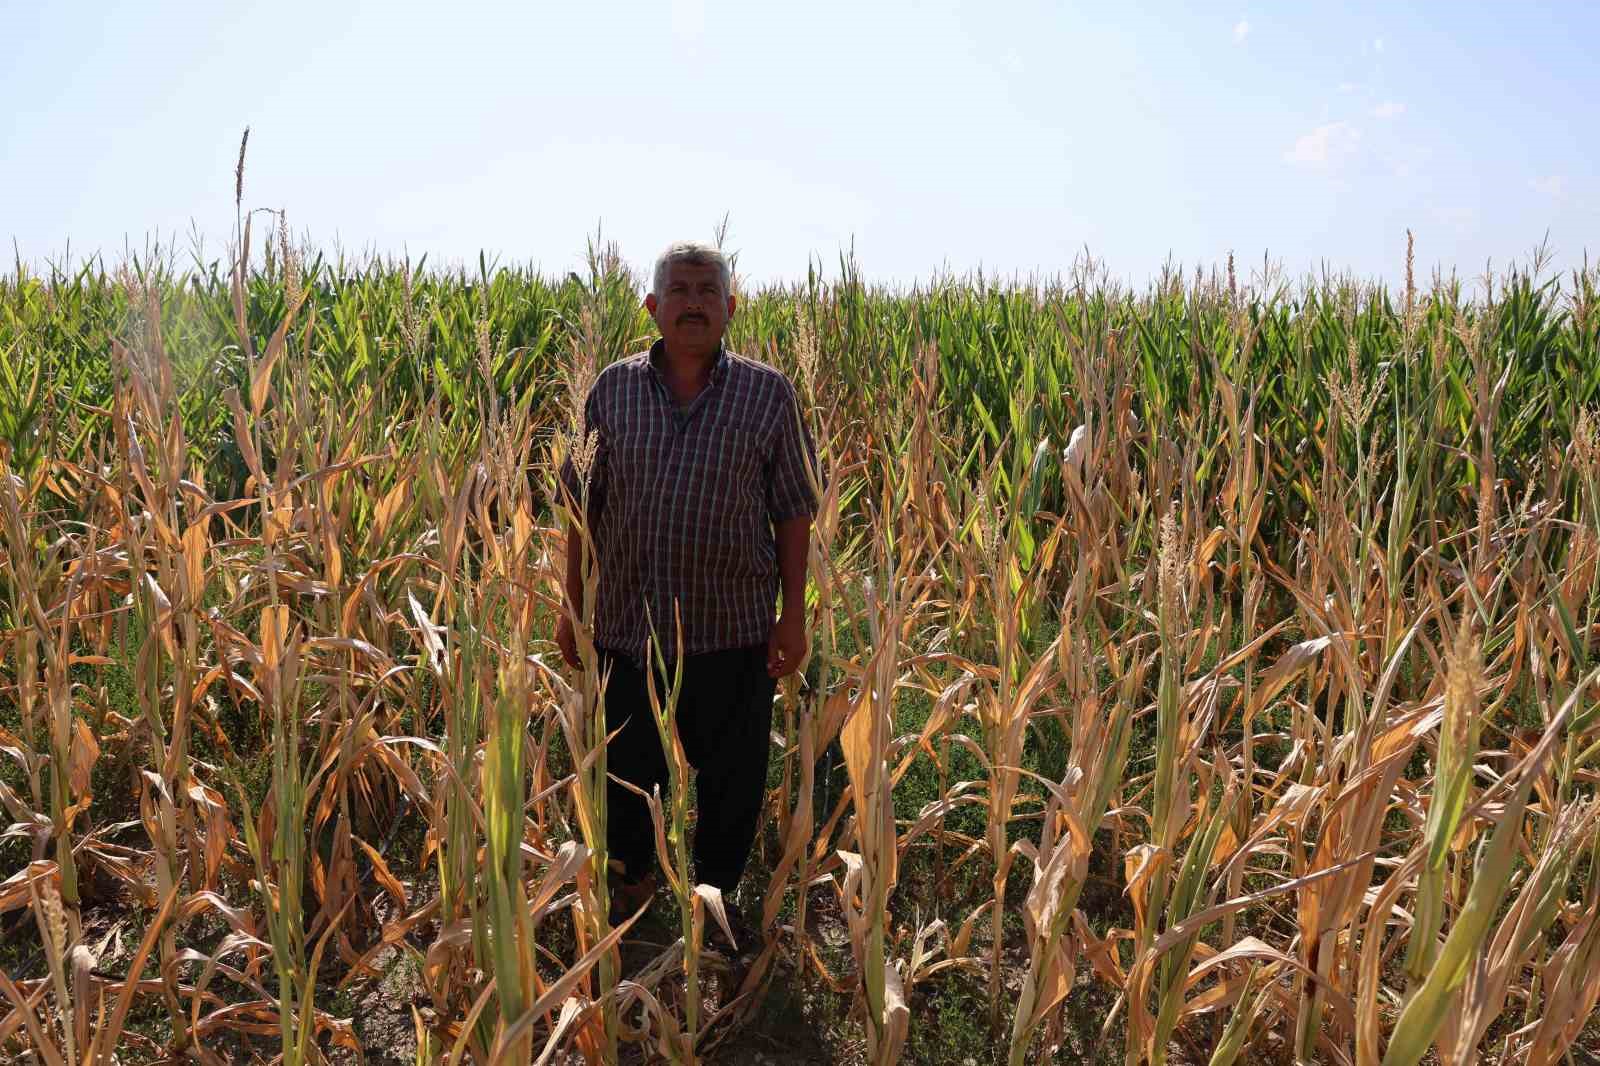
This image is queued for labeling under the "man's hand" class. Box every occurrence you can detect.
[767,613,807,679]
[556,614,580,670]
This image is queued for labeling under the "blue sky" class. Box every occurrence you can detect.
[3,0,1596,289]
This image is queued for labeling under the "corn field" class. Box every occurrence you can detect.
[2,214,1600,1064]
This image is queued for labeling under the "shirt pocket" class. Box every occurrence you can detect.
[607,418,661,496]
[700,414,768,516]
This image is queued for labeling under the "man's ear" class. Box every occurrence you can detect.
[726,292,738,318]
[644,293,658,316]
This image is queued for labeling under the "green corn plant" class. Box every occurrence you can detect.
[1124,506,1194,1066]
[554,672,620,1065]
[1139,771,1237,1066]
[231,605,320,1066]
[1206,964,1274,1066]
[0,338,47,478]
[1403,621,1482,985]
[760,309,841,975]
[541,296,634,1063]
[1381,674,1591,1066]
[1005,533,1135,1064]
[478,588,535,1062]
[836,570,909,1066]
[967,455,1064,1026]
[416,577,481,1030]
[614,608,747,1065]
[0,466,75,911]
[118,347,196,1046]
[1524,818,1600,1065]
[1441,798,1600,1060]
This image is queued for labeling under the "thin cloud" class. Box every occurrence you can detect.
[1530,175,1568,199]
[1372,100,1406,119]
[1374,37,1385,52]
[669,0,706,42]
[1233,18,1250,43]
[1430,204,1478,233]
[1285,121,1362,167]
[1337,82,1362,94]
[1386,144,1433,181]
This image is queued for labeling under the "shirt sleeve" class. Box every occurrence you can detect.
[765,378,821,523]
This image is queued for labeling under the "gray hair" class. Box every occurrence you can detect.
[651,241,732,298]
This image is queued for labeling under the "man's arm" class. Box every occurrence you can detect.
[768,515,812,678]
[764,375,820,679]
[776,516,810,618]
[565,517,586,613]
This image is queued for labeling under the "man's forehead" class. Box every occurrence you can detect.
[663,262,722,285]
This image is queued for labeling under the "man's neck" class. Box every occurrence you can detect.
[658,340,721,383]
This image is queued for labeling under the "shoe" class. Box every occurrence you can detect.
[609,871,657,926]
[707,898,762,958]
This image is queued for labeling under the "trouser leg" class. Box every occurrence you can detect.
[599,648,669,884]
[677,646,777,895]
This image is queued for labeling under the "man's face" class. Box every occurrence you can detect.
[646,261,735,357]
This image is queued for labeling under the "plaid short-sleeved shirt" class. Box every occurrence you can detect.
[559,339,819,665]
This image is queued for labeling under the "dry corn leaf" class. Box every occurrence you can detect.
[407,590,447,677]
[1124,843,1164,935]
[181,520,208,603]
[259,603,288,685]
[839,691,874,816]
[354,836,409,910]
[1248,635,1334,719]
[68,716,100,798]
[0,860,59,916]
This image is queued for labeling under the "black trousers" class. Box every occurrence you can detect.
[599,644,777,894]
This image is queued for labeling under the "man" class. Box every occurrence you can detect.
[556,240,818,942]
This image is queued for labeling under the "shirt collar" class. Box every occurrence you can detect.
[648,337,729,384]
